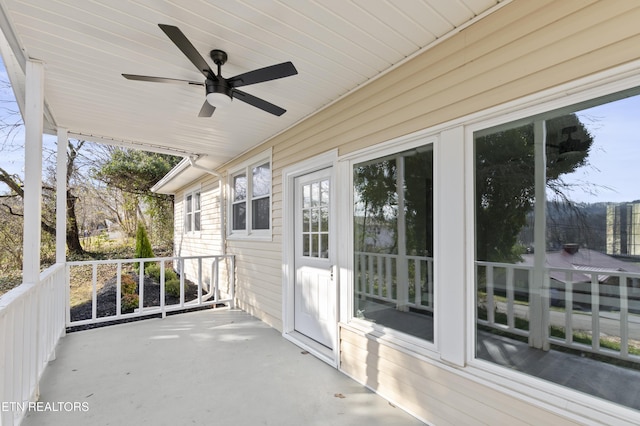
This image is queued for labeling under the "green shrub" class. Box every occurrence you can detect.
[145,263,178,283]
[145,263,161,281]
[134,223,154,272]
[120,274,138,311]
[165,269,178,282]
[122,293,139,311]
[165,278,181,298]
[121,274,137,294]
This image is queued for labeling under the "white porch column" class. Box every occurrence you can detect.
[56,127,68,264]
[22,59,45,284]
[529,120,550,350]
[437,126,466,367]
[395,155,409,311]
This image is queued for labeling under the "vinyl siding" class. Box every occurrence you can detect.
[173,176,225,293]
[340,328,581,426]
[188,0,640,423]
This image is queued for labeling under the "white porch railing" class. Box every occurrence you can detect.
[355,252,434,312]
[0,255,235,426]
[0,263,67,426]
[477,261,640,363]
[66,255,235,328]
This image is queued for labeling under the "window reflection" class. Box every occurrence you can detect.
[474,88,640,410]
[353,145,434,342]
[253,163,270,197]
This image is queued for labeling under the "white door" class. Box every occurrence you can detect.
[294,168,335,348]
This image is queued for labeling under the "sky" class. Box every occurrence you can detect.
[0,58,23,177]
[0,58,57,192]
[565,94,640,204]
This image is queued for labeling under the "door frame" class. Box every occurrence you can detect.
[282,149,339,366]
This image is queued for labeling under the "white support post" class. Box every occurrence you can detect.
[56,128,68,264]
[22,59,45,284]
[529,120,550,350]
[438,126,466,367]
[395,155,409,311]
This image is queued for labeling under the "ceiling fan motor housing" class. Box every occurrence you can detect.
[206,78,232,98]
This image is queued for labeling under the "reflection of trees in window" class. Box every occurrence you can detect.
[475,114,593,263]
[252,163,270,197]
[354,148,433,256]
[354,159,397,253]
[404,150,433,257]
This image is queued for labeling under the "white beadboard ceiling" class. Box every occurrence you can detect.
[0,0,504,171]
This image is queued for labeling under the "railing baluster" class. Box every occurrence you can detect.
[368,254,374,296]
[377,255,383,297]
[214,258,220,303]
[160,261,166,318]
[565,271,573,345]
[116,262,122,317]
[385,256,392,299]
[486,265,495,325]
[620,275,629,358]
[427,259,433,309]
[197,258,203,305]
[92,263,98,320]
[358,253,364,295]
[415,259,421,306]
[66,263,71,329]
[230,255,236,309]
[139,264,145,310]
[591,272,600,352]
[506,266,515,329]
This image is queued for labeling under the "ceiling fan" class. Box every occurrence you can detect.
[123,24,298,117]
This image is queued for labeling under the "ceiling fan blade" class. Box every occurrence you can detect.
[227,62,297,88]
[232,89,286,116]
[198,101,216,117]
[122,74,203,86]
[158,24,216,80]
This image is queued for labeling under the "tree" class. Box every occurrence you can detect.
[475,114,594,262]
[0,139,90,256]
[64,140,86,254]
[134,222,154,270]
[93,148,181,246]
[353,149,434,257]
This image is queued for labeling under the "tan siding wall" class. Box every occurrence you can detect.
[340,328,581,426]
[203,0,640,423]
[173,176,223,289]
[228,239,283,330]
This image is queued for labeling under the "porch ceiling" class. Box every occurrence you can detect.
[0,0,504,168]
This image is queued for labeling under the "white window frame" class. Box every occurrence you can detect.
[227,149,272,240]
[183,185,201,236]
[338,132,440,356]
[463,63,640,424]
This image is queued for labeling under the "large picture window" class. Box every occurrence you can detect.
[229,153,271,238]
[474,87,640,410]
[353,144,434,342]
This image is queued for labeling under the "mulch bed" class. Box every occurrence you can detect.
[68,273,210,332]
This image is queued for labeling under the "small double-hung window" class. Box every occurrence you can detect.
[229,151,272,238]
[184,189,201,234]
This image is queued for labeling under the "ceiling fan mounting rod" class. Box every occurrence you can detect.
[210,49,227,77]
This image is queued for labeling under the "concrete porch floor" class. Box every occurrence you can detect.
[22,309,424,426]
